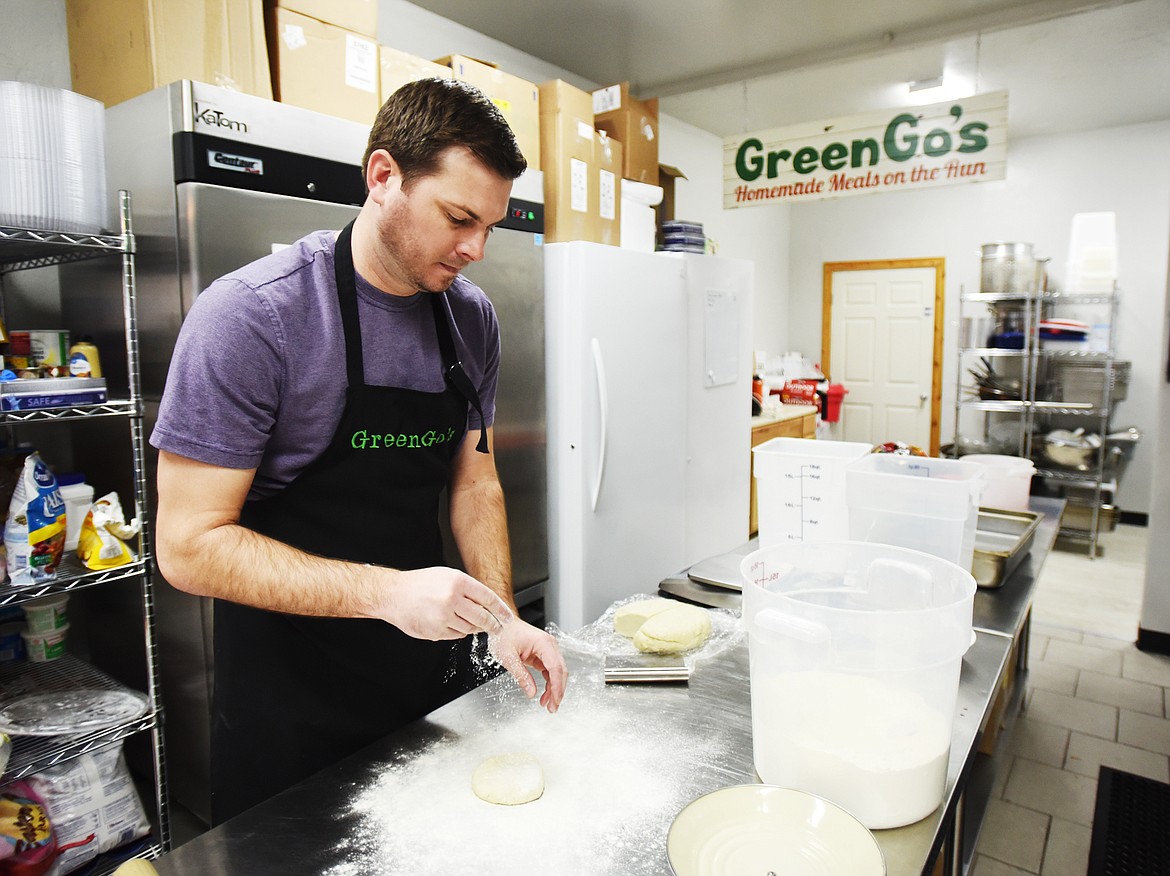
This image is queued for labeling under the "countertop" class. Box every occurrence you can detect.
[152,499,1061,876]
[152,633,1012,876]
[751,403,817,427]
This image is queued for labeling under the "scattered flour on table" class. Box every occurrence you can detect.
[326,607,741,876]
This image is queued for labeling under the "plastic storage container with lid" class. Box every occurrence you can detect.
[960,454,1034,511]
[752,438,872,546]
[845,454,985,570]
[741,541,976,828]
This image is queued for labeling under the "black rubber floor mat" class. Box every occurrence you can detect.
[1086,765,1170,875]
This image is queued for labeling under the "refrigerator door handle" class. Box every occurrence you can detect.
[590,337,609,511]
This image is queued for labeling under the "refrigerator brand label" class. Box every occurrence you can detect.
[194,103,249,134]
[208,150,264,175]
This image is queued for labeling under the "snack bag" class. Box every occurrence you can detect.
[3,454,66,587]
[0,780,56,875]
[77,493,139,571]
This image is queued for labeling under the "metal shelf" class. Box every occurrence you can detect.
[0,192,170,851]
[1044,291,1116,304]
[0,556,149,607]
[961,291,1042,304]
[959,347,1029,358]
[0,399,138,423]
[0,654,158,782]
[0,225,127,272]
[960,399,1028,413]
[955,271,1121,558]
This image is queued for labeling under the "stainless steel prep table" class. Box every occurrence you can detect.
[151,498,1062,876]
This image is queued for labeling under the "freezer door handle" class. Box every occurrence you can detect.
[591,337,609,511]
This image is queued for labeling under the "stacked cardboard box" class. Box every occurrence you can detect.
[593,81,659,185]
[539,80,622,245]
[380,47,452,103]
[66,0,272,108]
[272,0,376,36]
[438,56,541,172]
[266,3,379,125]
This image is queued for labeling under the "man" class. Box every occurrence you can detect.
[152,78,567,824]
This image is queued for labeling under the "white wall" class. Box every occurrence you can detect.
[781,121,1170,514]
[1141,244,1170,638]
[657,115,791,356]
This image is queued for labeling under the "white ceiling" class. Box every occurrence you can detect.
[409,0,1169,139]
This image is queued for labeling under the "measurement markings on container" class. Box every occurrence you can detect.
[781,464,829,539]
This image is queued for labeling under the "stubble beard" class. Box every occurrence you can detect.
[374,200,460,294]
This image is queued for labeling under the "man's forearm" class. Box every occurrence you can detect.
[449,478,515,612]
[158,520,386,619]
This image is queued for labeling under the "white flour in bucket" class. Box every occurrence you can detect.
[752,670,952,828]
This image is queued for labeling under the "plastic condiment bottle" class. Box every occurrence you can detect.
[68,336,102,378]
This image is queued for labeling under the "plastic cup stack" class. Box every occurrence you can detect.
[0,81,108,233]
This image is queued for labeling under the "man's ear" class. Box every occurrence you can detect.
[365,149,401,203]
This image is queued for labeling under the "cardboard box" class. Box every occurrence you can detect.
[66,0,272,108]
[268,7,379,125]
[438,55,541,171]
[595,132,622,247]
[379,46,451,102]
[592,82,659,185]
[655,163,687,246]
[539,80,597,243]
[271,0,376,37]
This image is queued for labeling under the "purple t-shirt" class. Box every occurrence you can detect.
[150,230,500,500]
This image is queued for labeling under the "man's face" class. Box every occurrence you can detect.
[374,146,512,295]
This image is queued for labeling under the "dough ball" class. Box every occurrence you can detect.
[632,604,712,654]
[613,598,677,637]
[471,752,544,805]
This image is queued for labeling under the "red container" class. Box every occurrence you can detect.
[823,384,848,422]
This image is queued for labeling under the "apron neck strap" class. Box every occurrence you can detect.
[334,221,489,454]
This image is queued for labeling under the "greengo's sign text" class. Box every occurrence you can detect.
[723,91,1008,207]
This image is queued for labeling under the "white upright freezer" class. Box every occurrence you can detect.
[545,241,752,631]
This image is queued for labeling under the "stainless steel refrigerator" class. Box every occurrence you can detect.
[61,81,547,828]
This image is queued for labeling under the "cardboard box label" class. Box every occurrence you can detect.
[570,158,588,213]
[345,33,378,93]
[592,85,622,114]
[599,169,616,220]
[282,24,308,50]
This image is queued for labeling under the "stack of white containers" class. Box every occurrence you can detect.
[1064,211,1118,293]
[753,439,987,571]
[0,82,107,233]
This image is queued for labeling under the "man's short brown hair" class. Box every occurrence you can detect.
[362,77,527,187]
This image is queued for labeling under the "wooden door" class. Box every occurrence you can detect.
[823,259,945,455]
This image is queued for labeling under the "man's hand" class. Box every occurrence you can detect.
[371,566,513,640]
[489,618,568,713]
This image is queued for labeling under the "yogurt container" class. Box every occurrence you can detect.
[22,623,68,662]
[23,593,68,634]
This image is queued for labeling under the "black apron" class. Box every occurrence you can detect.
[210,221,491,825]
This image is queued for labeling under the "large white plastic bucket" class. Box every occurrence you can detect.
[752,438,872,546]
[961,454,1034,511]
[741,541,976,829]
[845,454,985,570]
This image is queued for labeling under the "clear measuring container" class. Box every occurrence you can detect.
[740,540,976,829]
[752,438,872,546]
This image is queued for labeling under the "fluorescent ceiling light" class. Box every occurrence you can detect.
[908,75,945,93]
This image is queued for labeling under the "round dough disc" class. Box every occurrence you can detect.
[472,752,544,805]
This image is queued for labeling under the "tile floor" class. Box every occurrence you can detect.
[969,524,1170,875]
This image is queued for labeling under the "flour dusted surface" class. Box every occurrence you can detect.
[326,616,742,876]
